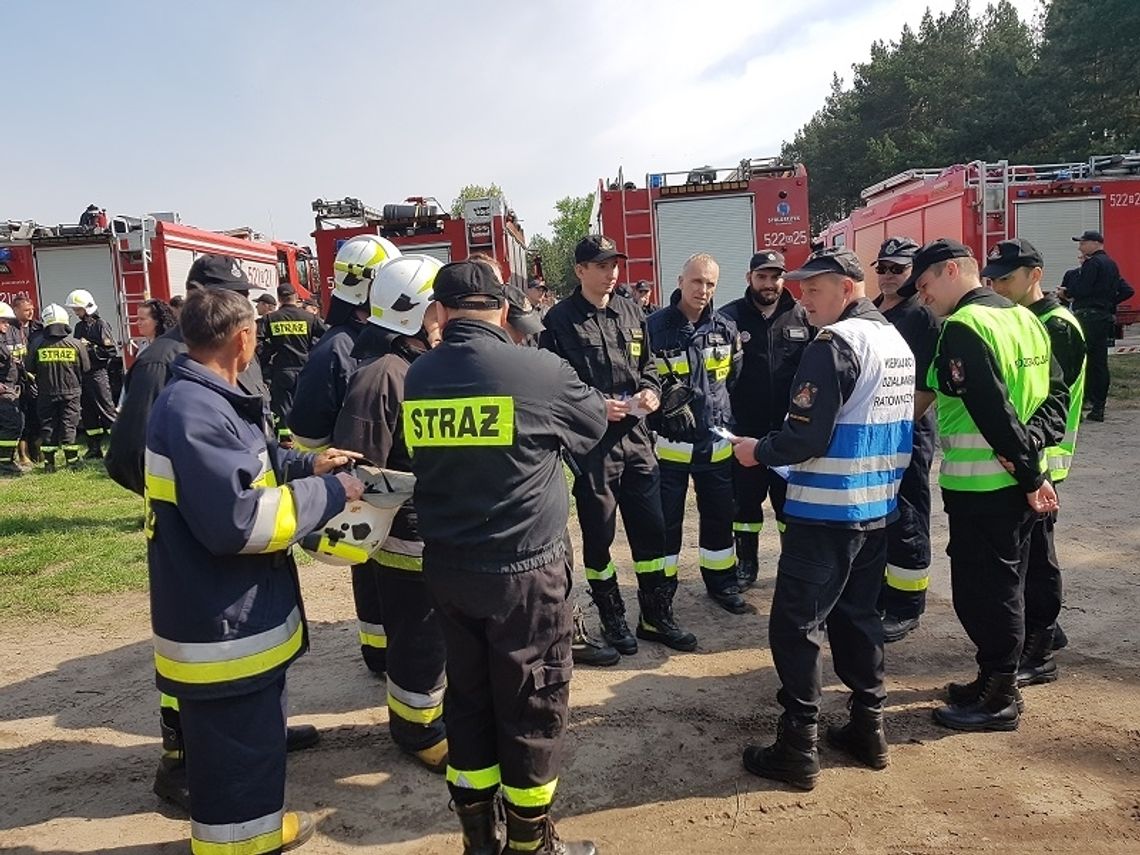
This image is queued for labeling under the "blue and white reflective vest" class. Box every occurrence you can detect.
[784,317,915,523]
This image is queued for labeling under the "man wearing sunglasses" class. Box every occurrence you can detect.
[872,238,941,643]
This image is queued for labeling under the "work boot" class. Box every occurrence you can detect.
[636,577,697,651]
[504,807,596,855]
[1052,623,1069,651]
[1016,628,1059,687]
[281,810,316,851]
[152,755,190,812]
[881,613,920,643]
[43,450,57,473]
[84,434,104,460]
[826,702,889,769]
[947,668,1025,712]
[286,724,321,752]
[0,456,28,476]
[933,672,1021,732]
[708,583,748,615]
[590,582,637,655]
[64,447,82,470]
[734,530,759,589]
[454,799,501,855]
[28,439,43,464]
[571,602,620,666]
[742,717,820,791]
[407,737,448,774]
[1085,407,1105,422]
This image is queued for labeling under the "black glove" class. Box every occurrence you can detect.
[653,378,698,442]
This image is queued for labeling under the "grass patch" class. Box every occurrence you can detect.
[0,466,147,618]
[1108,353,1140,403]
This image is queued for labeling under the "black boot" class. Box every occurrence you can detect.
[933,672,1021,732]
[734,530,759,589]
[947,668,1025,712]
[454,799,501,855]
[152,717,189,812]
[742,717,820,790]
[1016,628,1058,687]
[636,576,698,651]
[84,433,104,460]
[1051,623,1069,651]
[590,582,637,655]
[571,601,620,667]
[826,702,888,769]
[881,613,920,643]
[43,449,57,473]
[64,446,82,470]
[504,807,595,855]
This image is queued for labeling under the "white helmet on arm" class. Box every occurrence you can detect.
[301,466,416,566]
[368,254,442,334]
[65,289,97,313]
[332,235,401,306]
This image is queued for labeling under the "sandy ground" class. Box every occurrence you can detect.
[2,412,1139,855]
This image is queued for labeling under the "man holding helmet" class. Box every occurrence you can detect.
[65,288,118,459]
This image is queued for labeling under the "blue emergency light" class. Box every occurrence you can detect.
[0,248,11,263]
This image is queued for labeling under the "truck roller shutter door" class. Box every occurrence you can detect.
[411,244,451,265]
[34,245,121,345]
[1014,199,1102,292]
[163,248,196,300]
[655,196,755,306]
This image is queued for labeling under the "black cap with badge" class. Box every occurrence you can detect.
[574,234,627,264]
[503,284,544,336]
[901,238,974,290]
[431,260,505,309]
[254,293,277,307]
[186,254,253,292]
[749,250,786,272]
[877,236,920,265]
[981,238,1044,279]
[1073,229,1105,243]
[784,247,865,282]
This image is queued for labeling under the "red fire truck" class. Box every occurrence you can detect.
[819,153,1140,325]
[593,157,812,306]
[310,196,530,306]
[0,216,317,362]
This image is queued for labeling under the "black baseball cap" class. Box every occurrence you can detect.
[277,283,296,300]
[981,238,1044,279]
[186,254,252,292]
[876,237,920,265]
[749,250,786,272]
[254,293,277,306]
[902,238,974,289]
[784,247,864,282]
[526,278,548,291]
[504,284,544,336]
[431,260,505,309]
[1073,229,1104,243]
[574,234,627,264]
[635,280,652,292]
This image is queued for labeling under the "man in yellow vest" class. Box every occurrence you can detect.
[983,238,1086,686]
[909,239,1063,732]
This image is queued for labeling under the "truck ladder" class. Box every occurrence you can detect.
[969,160,1011,259]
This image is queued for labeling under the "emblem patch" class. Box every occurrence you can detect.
[740,330,751,343]
[949,358,966,386]
[792,382,818,409]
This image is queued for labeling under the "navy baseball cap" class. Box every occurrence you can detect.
[749,250,786,271]
[1073,229,1104,243]
[784,247,865,282]
[504,284,544,336]
[876,237,920,265]
[902,238,974,289]
[432,260,505,309]
[186,255,252,292]
[574,235,627,264]
[981,238,1045,279]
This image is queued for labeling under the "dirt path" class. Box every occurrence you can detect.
[2,412,1139,854]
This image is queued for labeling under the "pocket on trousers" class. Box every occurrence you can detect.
[777,553,833,586]
[531,658,573,693]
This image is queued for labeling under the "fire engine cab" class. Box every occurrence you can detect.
[310,195,530,308]
[593,157,812,306]
[820,153,1140,325]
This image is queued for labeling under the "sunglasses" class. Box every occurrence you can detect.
[875,263,909,275]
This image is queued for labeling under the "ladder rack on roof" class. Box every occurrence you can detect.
[311,197,385,225]
[859,169,945,200]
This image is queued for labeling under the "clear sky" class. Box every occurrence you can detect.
[5,0,1040,246]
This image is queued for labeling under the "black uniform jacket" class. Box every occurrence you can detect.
[877,285,940,438]
[27,325,90,400]
[261,304,324,376]
[1028,295,1087,388]
[287,318,365,448]
[1067,249,1120,313]
[74,313,117,369]
[405,319,608,573]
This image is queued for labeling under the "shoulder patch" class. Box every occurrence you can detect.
[792,382,818,409]
[815,329,833,341]
[948,358,966,386]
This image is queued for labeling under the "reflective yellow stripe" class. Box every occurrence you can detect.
[312,534,371,564]
[154,608,304,686]
[507,839,543,853]
[145,450,178,503]
[85,427,105,436]
[656,355,691,376]
[884,564,929,592]
[376,549,423,571]
[387,691,444,725]
[663,555,679,578]
[160,693,180,711]
[633,557,665,575]
[403,396,515,447]
[656,437,693,463]
[700,546,736,572]
[292,436,330,453]
[359,620,387,650]
[585,561,616,581]
[269,320,309,336]
[447,763,502,791]
[733,522,762,533]
[710,439,732,462]
[777,520,787,534]
[502,778,558,808]
[241,487,298,554]
[191,809,283,855]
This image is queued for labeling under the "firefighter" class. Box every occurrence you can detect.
[405,260,607,855]
[541,235,697,656]
[26,303,88,472]
[870,237,941,642]
[720,250,812,588]
[146,287,365,855]
[331,254,451,772]
[7,296,43,467]
[647,253,746,613]
[289,234,401,676]
[254,292,277,365]
[634,280,657,315]
[983,238,1086,685]
[0,302,28,475]
[731,248,915,789]
[1063,230,1118,421]
[262,284,324,442]
[910,239,1065,732]
[64,289,118,459]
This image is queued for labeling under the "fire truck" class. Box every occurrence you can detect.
[819,153,1140,325]
[593,157,812,306]
[0,216,317,362]
[310,195,530,306]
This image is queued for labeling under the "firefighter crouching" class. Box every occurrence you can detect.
[0,302,28,474]
[405,261,608,855]
[27,303,89,471]
[65,288,118,459]
[331,254,451,772]
[647,252,748,614]
[145,287,365,854]
[731,248,915,789]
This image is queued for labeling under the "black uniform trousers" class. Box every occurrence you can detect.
[731,458,788,532]
[659,458,737,594]
[38,394,81,458]
[572,428,667,589]
[351,562,387,674]
[180,673,287,855]
[0,395,23,459]
[947,507,1037,675]
[80,368,117,436]
[269,368,300,439]
[770,522,887,723]
[20,384,40,444]
[878,420,935,619]
[1024,508,1062,634]
[427,556,572,810]
[379,561,448,753]
[1075,308,1112,411]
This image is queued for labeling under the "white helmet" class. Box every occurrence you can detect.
[368,254,442,333]
[0,301,15,321]
[332,235,401,306]
[42,303,70,327]
[301,466,416,566]
[66,288,97,313]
